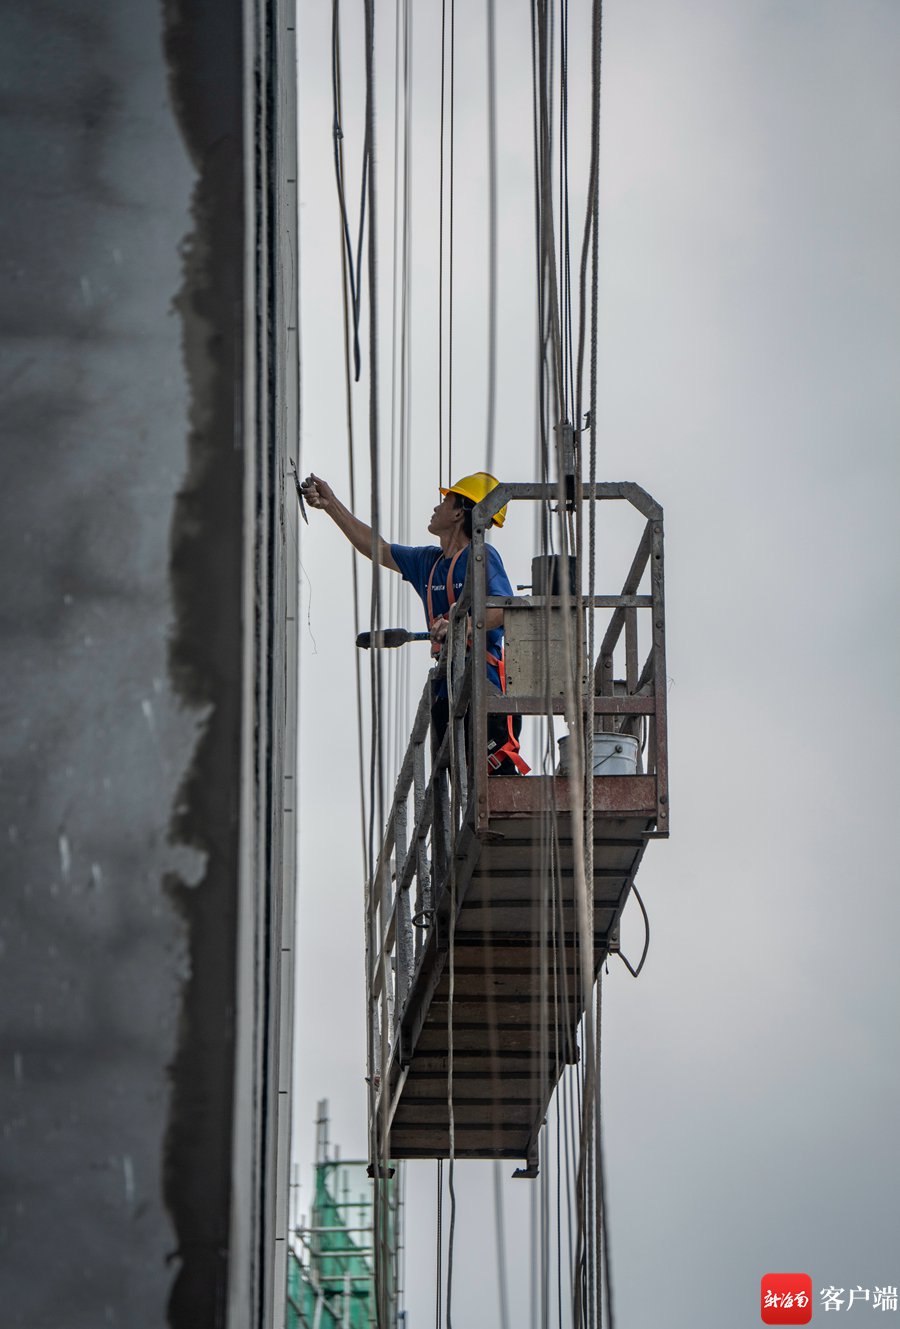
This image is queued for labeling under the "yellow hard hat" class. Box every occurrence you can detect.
[440,471,507,528]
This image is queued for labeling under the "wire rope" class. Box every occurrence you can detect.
[616,882,650,979]
[585,7,606,1326]
[444,617,460,1329]
[493,1161,511,1329]
[388,0,404,778]
[387,0,414,778]
[330,0,368,383]
[435,1159,444,1329]
[479,16,511,1317]
[357,3,395,1324]
[384,0,399,782]
[448,0,456,485]
[596,977,614,1328]
[438,0,447,489]
[537,0,564,419]
[555,1090,563,1327]
[537,2,610,1321]
[529,10,600,1329]
[331,0,370,863]
[485,0,499,476]
[531,1182,540,1329]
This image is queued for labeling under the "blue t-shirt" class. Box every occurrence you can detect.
[390,542,513,695]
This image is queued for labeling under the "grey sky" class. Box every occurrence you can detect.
[294,2,900,1325]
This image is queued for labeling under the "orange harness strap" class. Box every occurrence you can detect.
[485,650,531,776]
[427,550,531,776]
[426,549,463,656]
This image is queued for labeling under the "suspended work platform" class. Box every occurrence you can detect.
[367,483,668,1172]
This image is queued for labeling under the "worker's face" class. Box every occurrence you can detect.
[427,492,463,537]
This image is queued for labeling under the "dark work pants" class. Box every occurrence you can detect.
[430,692,524,776]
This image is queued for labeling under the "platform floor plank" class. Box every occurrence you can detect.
[378,779,655,1164]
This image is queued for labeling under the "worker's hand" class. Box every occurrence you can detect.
[300,473,333,512]
[429,616,449,647]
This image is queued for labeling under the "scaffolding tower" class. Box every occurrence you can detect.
[287,1102,403,1328]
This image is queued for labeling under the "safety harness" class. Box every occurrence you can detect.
[426,550,530,776]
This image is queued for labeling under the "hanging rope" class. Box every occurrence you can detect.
[438,0,447,488]
[585,5,605,1327]
[616,883,650,979]
[331,0,369,382]
[527,2,614,1325]
[445,621,460,1329]
[485,0,498,476]
[530,4,608,1326]
[448,0,456,484]
[387,0,414,779]
[435,1159,444,1329]
[533,0,565,421]
[493,1161,511,1329]
[596,976,614,1327]
[357,3,396,1325]
[331,0,369,867]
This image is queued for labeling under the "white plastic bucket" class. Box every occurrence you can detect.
[557,731,639,776]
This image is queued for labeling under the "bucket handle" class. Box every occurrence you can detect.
[594,743,624,769]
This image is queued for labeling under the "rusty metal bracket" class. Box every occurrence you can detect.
[513,1134,541,1179]
[512,1162,540,1180]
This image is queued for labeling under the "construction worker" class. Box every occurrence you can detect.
[300,470,528,775]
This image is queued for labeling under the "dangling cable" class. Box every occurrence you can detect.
[448,0,456,484]
[493,1161,511,1329]
[387,0,414,778]
[558,0,576,419]
[485,0,498,475]
[445,613,459,1329]
[556,1086,563,1326]
[435,1159,444,1329]
[533,0,565,422]
[332,0,369,863]
[615,883,650,979]
[331,0,369,382]
[388,0,404,776]
[358,3,394,1324]
[596,976,614,1328]
[586,7,604,1326]
[438,0,447,488]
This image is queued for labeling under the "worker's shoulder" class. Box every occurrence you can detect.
[484,541,510,571]
[391,542,441,566]
[483,540,513,593]
[390,542,441,557]
[390,542,441,584]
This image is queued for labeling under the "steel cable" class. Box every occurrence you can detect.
[331,0,370,864]
[438,0,448,487]
[331,0,368,383]
[359,3,395,1323]
[435,1159,444,1329]
[485,0,498,475]
[616,882,650,979]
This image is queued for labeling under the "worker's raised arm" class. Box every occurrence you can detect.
[300,474,399,571]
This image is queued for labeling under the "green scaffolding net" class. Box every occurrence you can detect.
[286,1156,399,1329]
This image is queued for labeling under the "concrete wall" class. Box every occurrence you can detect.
[0,2,298,1326]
